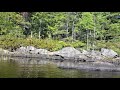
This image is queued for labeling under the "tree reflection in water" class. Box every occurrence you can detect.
[0,57,120,78]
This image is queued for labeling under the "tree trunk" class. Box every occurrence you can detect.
[31,31,33,38]
[66,12,70,38]
[87,30,89,50]
[90,30,92,49]
[74,32,76,40]
[79,29,81,41]
[39,31,41,39]
[66,18,69,38]
[72,13,77,42]
[93,15,96,51]
[39,20,42,39]
[21,12,31,37]
[72,20,74,42]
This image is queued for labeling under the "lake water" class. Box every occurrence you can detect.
[0,56,120,78]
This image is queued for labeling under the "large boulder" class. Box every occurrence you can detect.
[31,49,50,55]
[90,50,102,56]
[16,46,51,58]
[81,50,89,55]
[16,46,27,53]
[76,50,103,62]
[101,48,118,58]
[26,46,36,52]
[81,50,101,56]
[74,54,88,62]
[74,54,103,62]
[16,46,37,54]
[51,47,82,58]
[88,50,103,60]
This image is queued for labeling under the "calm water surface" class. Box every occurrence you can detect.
[0,56,120,78]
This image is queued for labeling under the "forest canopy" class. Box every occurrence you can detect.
[0,12,120,53]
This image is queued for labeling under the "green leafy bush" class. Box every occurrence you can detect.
[0,37,86,52]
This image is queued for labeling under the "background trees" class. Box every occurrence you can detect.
[0,12,31,38]
[0,12,120,52]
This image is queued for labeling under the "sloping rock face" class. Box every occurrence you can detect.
[101,48,118,58]
[73,50,104,62]
[85,50,104,61]
[81,50,89,55]
[51,47,82,58]
[90,50,102,56]
[26,46,36,51]
[16,46,50,55]
[16,46,27,53]
[16,46,37,53]
[15,46,51,58]
[31,49,50,55]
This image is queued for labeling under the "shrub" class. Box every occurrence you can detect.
[0,36,86,52]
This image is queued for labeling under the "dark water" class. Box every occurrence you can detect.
[0,57,120,78]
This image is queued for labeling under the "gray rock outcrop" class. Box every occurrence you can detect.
[51,47,82,58]
[101,48,118,58]
[1,46,120,71]
[31,49,50,55]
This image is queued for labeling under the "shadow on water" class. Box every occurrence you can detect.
[0,57,120,78]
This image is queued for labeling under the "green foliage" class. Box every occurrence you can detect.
[0,12,30,37]
[70,41,85,48]
[0,36,23,50]
[0,12,120,54]
[80,12,94,30]
[0,36,85,52]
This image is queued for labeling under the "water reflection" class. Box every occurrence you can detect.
[0,57,120,78]
[0,59,20,78]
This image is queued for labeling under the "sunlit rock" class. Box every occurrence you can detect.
[101,48,118,58]
[31,49,50,55]
[16,46,27,53]
[51,47,81,58]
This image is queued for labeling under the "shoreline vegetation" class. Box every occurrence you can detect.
[0,37,120,54]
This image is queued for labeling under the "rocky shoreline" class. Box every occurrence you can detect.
[0,46,120,71]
